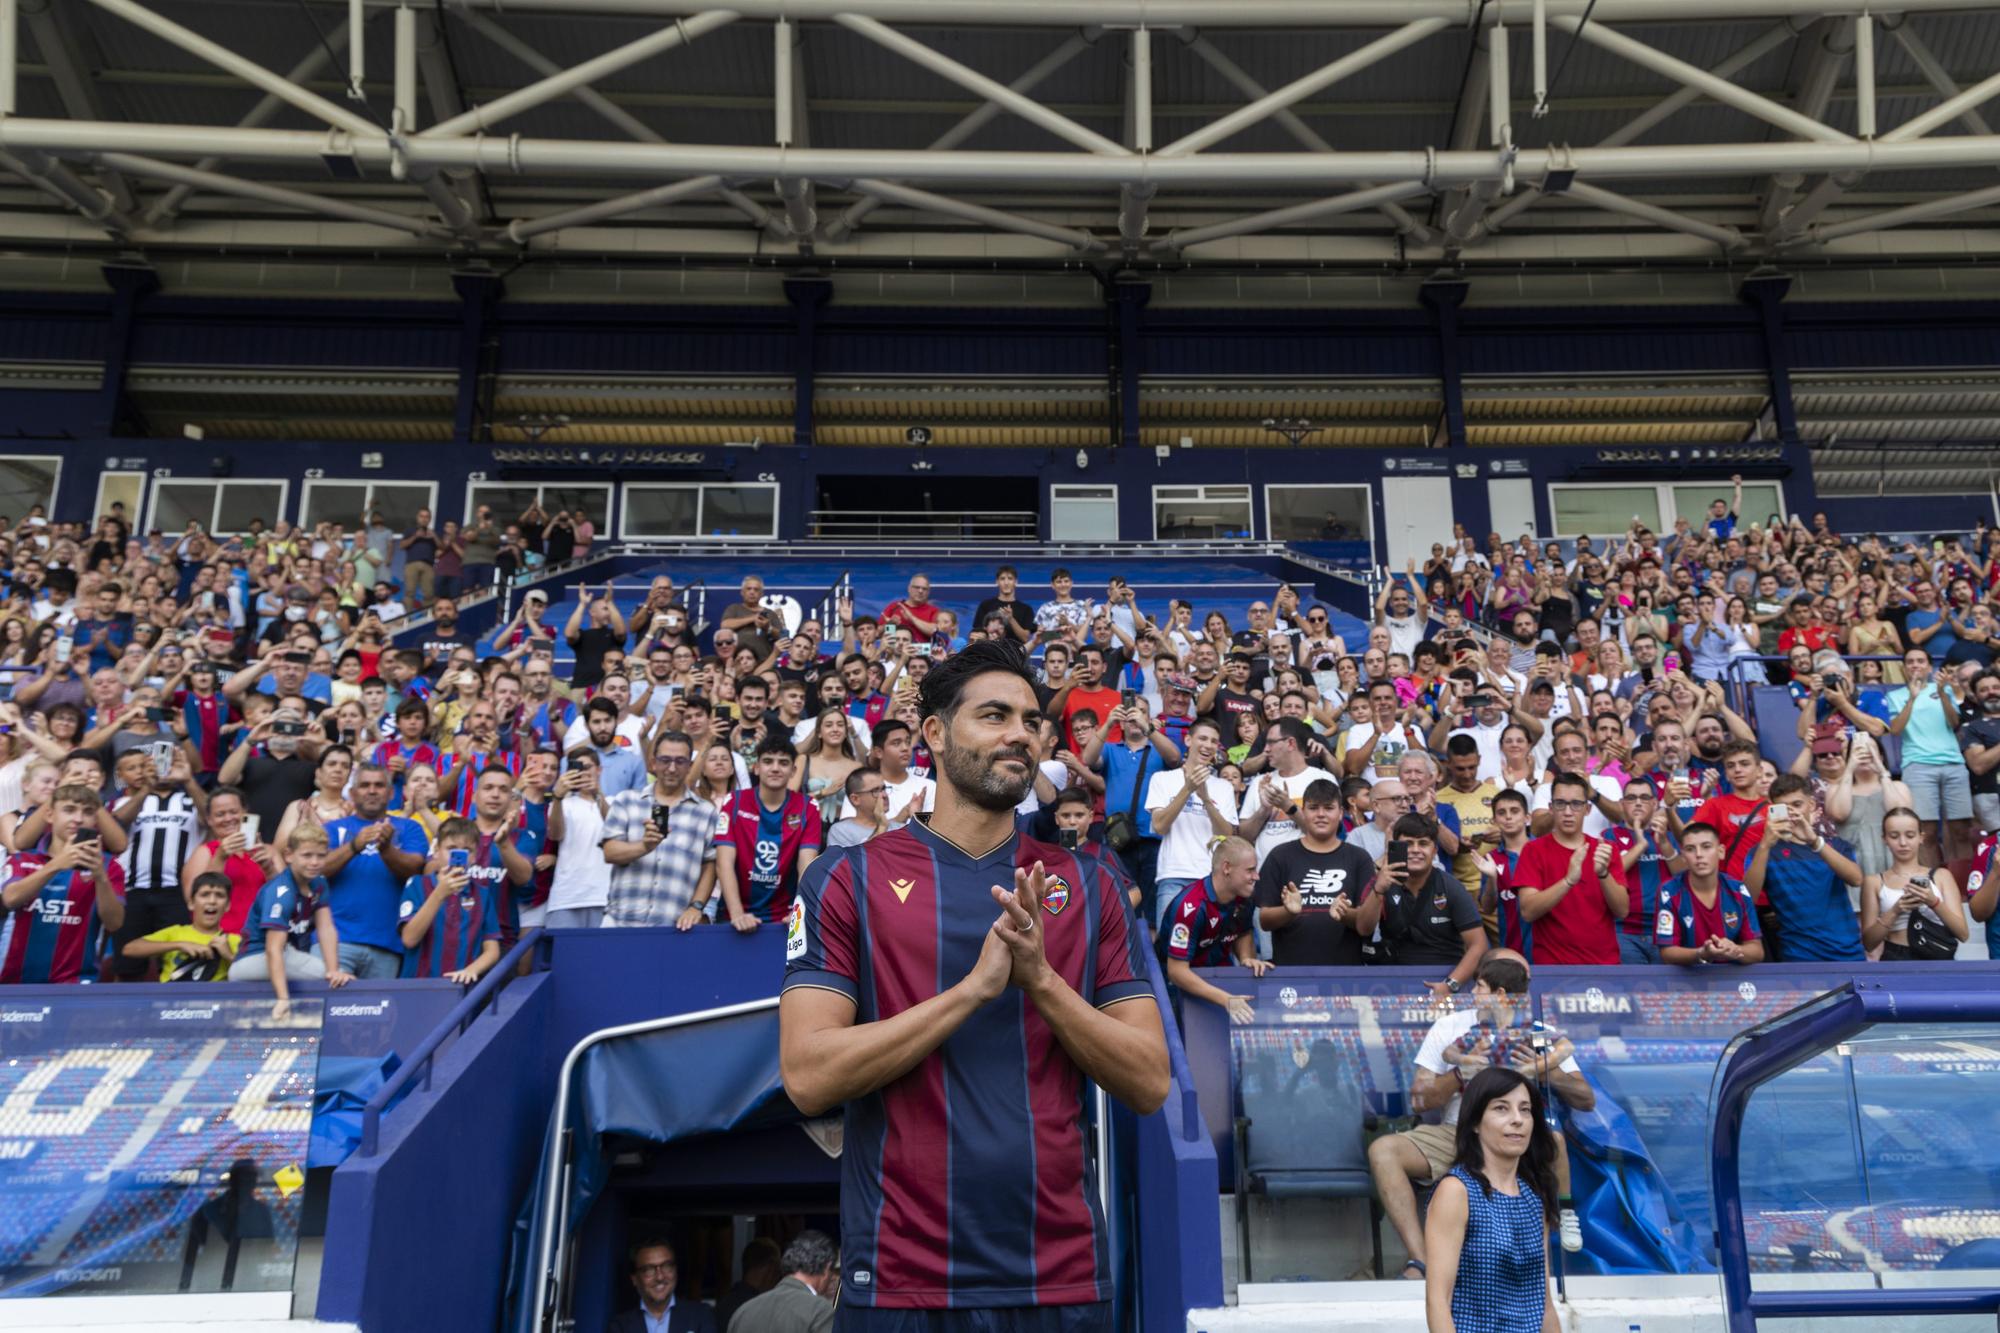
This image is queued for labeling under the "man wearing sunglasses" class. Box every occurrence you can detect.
[600,731,718,930]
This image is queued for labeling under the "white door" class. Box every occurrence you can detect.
[1381,476,1453,570]
[1487,479,1536,546]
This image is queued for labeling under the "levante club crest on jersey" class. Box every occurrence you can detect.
[1041,875,1072,917]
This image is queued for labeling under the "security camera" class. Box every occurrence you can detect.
[1075,449,1089,469]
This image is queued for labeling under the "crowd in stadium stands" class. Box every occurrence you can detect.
[0,473,1996,1008]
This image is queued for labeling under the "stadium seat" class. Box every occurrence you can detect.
[1232,1043,1384,1282]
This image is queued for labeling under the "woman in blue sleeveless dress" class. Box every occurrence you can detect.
[1424,1067,1562,1333]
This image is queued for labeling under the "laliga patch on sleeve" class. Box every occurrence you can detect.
[1170,923,1191,951]
[786,901,807,961]
[1656,909,1674,937]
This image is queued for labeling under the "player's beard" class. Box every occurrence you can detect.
[937,733,1033,812]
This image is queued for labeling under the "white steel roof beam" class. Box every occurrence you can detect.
[13,121,2000,186]
[305,0,2000,24]
[419,9,737,138]
[833,13,1130,156]
[823,31,1092,244]
[449,8,774,235]
[101,151,452,237]
[1478,19,1802,239]
[852,177,1105,251]
[146,28,346,225]
[18,0,139,213]
[1180,31,1430,242]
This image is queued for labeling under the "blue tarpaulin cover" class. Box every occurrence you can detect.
[1558,1072,1715,1275]
[503,1008,798,1333]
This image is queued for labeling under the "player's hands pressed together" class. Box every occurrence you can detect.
[990,861,1053,994]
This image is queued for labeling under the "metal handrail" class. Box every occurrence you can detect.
[1711,979,2000,1332]
[357,928,546,1157]
[530,997,781,1333]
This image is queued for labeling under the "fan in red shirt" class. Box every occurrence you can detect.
[1053,645,1122,753]
[1512,770,1629,964]
[879,573,942,640]
[1689,740,1773,884]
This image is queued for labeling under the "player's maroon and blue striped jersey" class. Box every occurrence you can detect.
[468,826,531,947]
[398,874,500,977]
[1973,831,1999,957]
[1611,826,1670,935]
[783,820,1151,1309]
[1654,875,1760,952]
[847,691,890,730]
[718,788,823,921]
[1,852,126,984]
[1640,768,1707,826]
[518,798,553,910]
[442,748,522,816]
[1156,878,1251,969]
[1491,845,1532,959]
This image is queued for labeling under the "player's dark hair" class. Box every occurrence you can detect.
[873,717,911,746]
[190,871,232,898]
[1720,738,1762,763]
[755,733,798,762]
[1767,773,1812,802]
[586,695,618,719]
[918,638,1038,723]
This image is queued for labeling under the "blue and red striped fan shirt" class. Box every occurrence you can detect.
[784,821,1151,1309]
[180,690,233,774]
[718,788,823,922]
[398,874,501,978]
[442,748,522,816]
[1491,845,1532,960]
[372,738,443,800]
[1,853,126,984]
[1156,878,1251,968]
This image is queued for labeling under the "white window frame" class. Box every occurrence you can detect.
[147,477,291,537]
[1151,483,1252,541]
[300,478,439,531]
[1263,483,1373,545]
[0,454,64,524]
[618,482,780,542]
[464,482,615,530]
[1049,483,1118,542]
[1546,480,1785,539]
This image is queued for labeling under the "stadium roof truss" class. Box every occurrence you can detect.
[6,0,2000,267]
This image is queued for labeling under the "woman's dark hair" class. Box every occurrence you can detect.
[1452,1066,1559,1229]
[918,638,1038,723]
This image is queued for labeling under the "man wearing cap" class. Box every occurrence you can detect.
[491,589,554,652]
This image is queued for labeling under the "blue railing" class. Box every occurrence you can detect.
[1710,977,2000,1331]
[357,929,546,1156]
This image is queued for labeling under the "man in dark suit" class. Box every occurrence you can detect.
[608,1237,716,1333]
[725,1231,836,1333]
[713,1238,781,1332]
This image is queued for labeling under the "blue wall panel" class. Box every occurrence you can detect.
[1459,305,1767,376]
[1787,302,2000,370]
[128,298,461,369]
[816,307,1109,377]
[496,304,793,375]
[0,293,109,363]
[1143,308,1437,378]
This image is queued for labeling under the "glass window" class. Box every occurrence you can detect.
[1551,486,1661,538]
[365,483,435,531]
[213,482,285,536]
[542,486,611,528]
[301,483,370,531]
[1672,482,1783,531]
[151,481,212,535]
[699,485,777,539]
[1267,484,1371,543]
[0,457,60,524]
[1154,484,1251,540]
[622,486,699,539]
[1051,485,1117,542]
[466,486,539,525]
